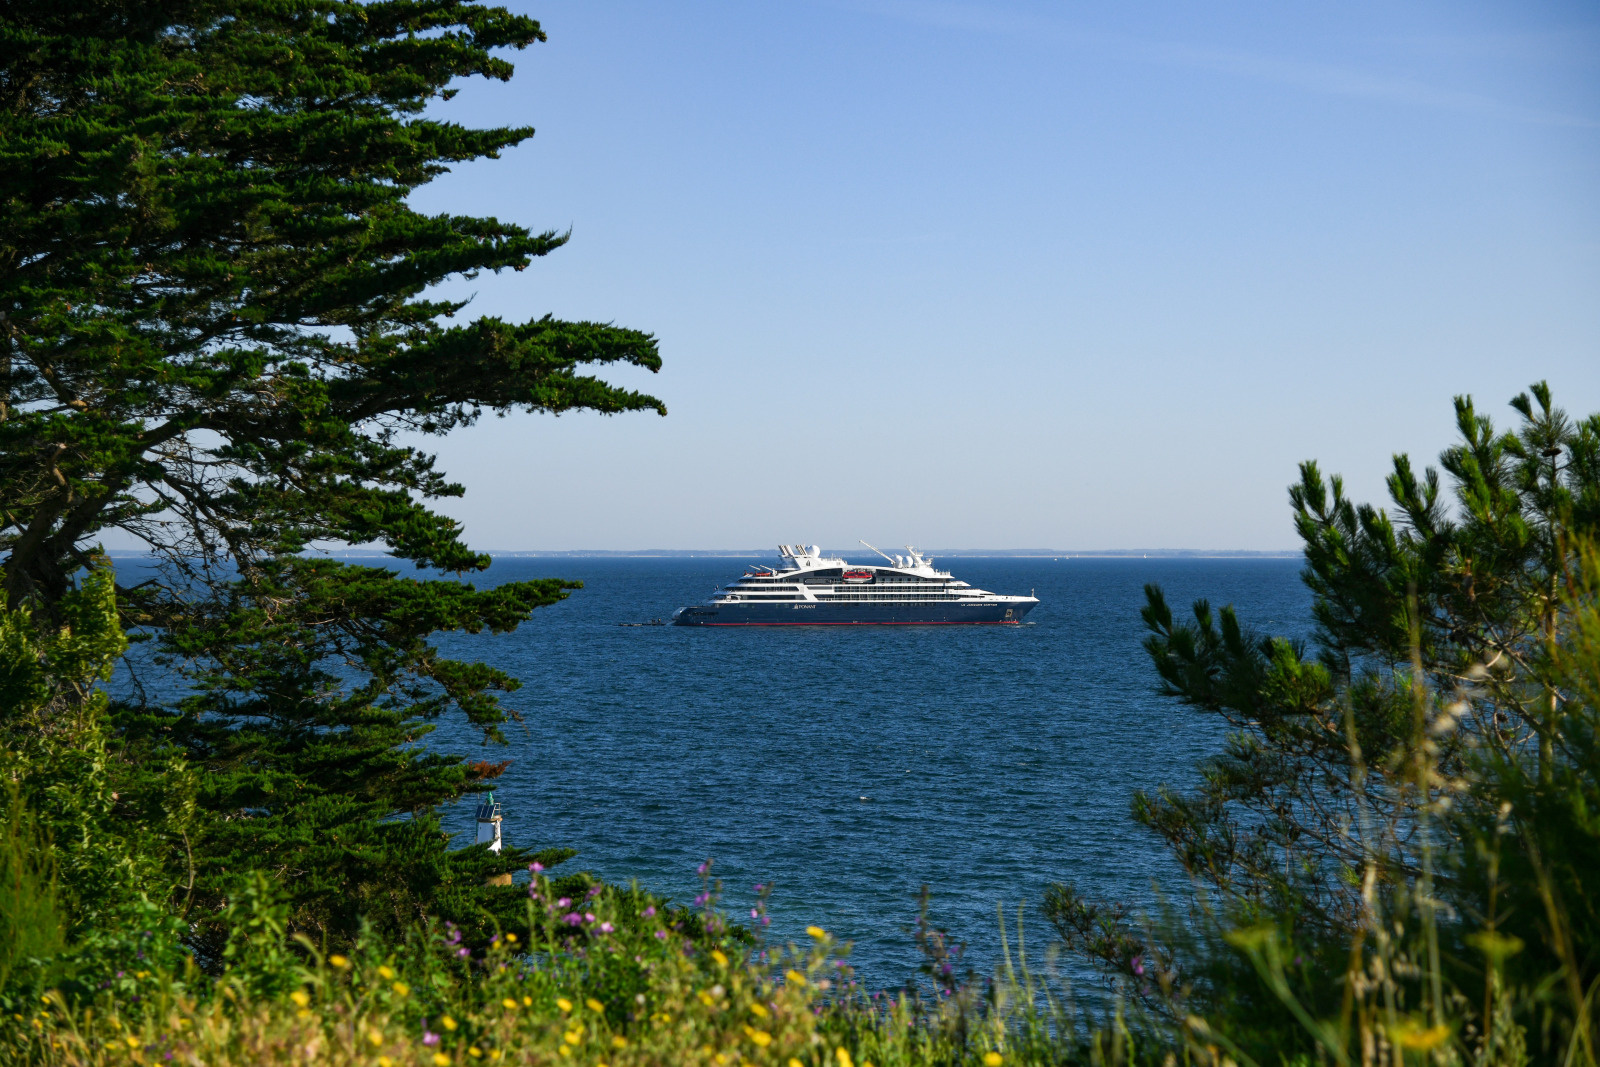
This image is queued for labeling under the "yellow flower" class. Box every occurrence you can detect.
[504,932,517,943]
[789,1059,805,1067]
[586,998,604,1013]
[564,1029,583,1045]
[438,1015,456,1032]
[557,998,573,1014]
[611,1036,628,1049]
[329,955,350,969]
[749,1003,769,1018]
[1394,1023,1451,1051]
[296,1009,313,1020]
[377,965,395,980]
[786,969,807,987]
[806,926,827,940]
[290,990,310,1008]
[984,1054,1004,1067]
[366,1029,383,1047]
[715,1055,729,1066]
[699,990,717,1006]
[468,1047,482,1058]
[522,996,532,1007]
[502,998,518,1010]
[836,1047,854,1067]
[711,949,729,967]
[392,982,410,997]
[433,1055,451,1067]
[125,1036,141,1049]
[558,1046,572,1058]
[378,1058,394,1067]
[746,1027,772,1048]
[490,1053,501,1061]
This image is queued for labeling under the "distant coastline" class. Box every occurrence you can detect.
[96,547,1302,560]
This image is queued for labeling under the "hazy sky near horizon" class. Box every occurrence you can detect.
[404,0,1599,551]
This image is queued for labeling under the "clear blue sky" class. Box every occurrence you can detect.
[405,0,1600,551]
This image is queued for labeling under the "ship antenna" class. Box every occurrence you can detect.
[858,539,898,566]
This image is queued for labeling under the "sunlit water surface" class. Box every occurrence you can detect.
[413,555,1311,989]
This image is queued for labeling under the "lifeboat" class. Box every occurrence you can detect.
[841,569,874,584]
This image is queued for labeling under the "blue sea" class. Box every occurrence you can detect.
[426,555,1311,990]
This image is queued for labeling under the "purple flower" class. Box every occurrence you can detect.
[751,909,759,919]
[1131,956,1145,977]
[564,913,585,926]
[697,862,709,875]
[556,897,571,908]
[599,922,615,934]
[587,886,602,899]
[423,1032,440,1047]
[655,930,668,940]
[530,862,544,873]
[694,893,709,907]
[642,906,656,918]
[753,884,764,893]
[457,948,470,958]
[762,917,770,926]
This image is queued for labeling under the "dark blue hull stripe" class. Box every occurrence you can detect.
[673,602,1035,626]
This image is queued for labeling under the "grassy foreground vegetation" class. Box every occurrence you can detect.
[1,0,1596,1063]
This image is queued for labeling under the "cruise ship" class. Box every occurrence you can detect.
[672,543,1039,627]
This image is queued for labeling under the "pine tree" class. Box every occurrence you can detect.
[1045,384,1600,1060]
[1,0,663,942]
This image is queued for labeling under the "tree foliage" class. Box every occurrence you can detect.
[1,0,662,943]
[1047,384,1600,1062]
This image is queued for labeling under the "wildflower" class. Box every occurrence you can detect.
[433,1055,451,1067]
[749,1004,769,1019]
[655,931,668,941]
[468,1047,482,1058]
[751,909,760,918]
[836,1047,854,1067]
[586,998,604,1013]
[523,996,532,1007]
[587,886,602,899]
[599,922,615,934]
[441,1016,458,1032]
[694,893,710,907]
[786,969,807,987]
[125,1036,141,1049]
[366,1029,383,1047]
[611,1036,628,1049]
[711,950,729,967]
[744,1026,773,1048]
[530,862,544,872]
[457,948,471,959]
[1130,956,1144,977]
[806,925,827,940]
[557,898,571,908]
[564,1030,583,1046]
[423,1032,440,1047]
[504,932,517,944]
[790,1061,805,1067]
[557,998,573,1014]
[984,1054,1004,1066]
[642,906,656,918]
[501,998,518,1010]
[377,966,395,980]
[329,955,350,969]
[697,862,709,874]
[290,990,310,1008]
[378,1058,394,1067]
[698,991,717,1007]
[392,982,410,997]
